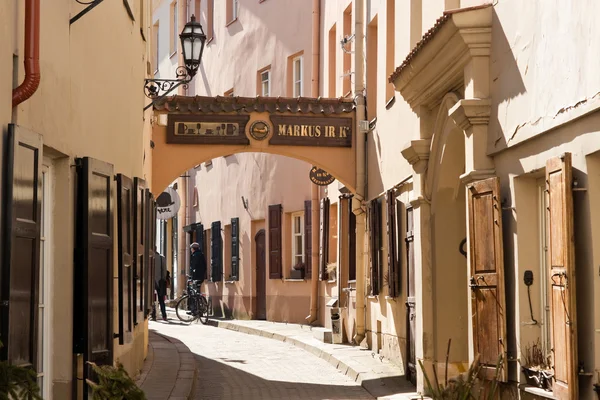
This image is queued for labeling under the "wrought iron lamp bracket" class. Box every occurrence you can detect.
[143,66,192,111]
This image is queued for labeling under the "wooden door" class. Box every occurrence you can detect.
[116,174,133,345]
[74,157,114,397]
[467,177,507,381]
[546,153,577,400]
[1,125,42,366]
[255,230,267,320]
[405,207,416,385]
[133,178,147,325]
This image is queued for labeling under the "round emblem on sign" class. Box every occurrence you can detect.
[309,166,336,186]
[156,187,181,220]
[249,121,270,140]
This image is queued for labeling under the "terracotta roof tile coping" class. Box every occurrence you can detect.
[388,3,493,84]
[153,95,356,115]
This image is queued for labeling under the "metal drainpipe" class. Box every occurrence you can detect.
[306,0,321,325]
[353,0,367,345]
[12,0,41,107]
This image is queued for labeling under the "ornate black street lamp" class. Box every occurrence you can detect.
[144,15,206,110]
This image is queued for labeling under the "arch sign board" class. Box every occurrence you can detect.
[309,166,335,186]
[156,187,181,220]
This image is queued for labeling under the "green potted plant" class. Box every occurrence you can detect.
[0,340,42,400]
[86,361,146,400]
[521,339,553,391]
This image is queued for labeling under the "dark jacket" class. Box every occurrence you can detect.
[190,250,207,281]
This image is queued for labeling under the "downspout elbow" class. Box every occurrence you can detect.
[12,0,41,108]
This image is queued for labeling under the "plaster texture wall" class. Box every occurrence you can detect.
[1,0,152,397]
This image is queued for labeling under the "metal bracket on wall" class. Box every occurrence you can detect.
[70,0,106,25]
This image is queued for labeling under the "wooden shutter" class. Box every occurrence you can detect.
[304,200,312,278]
[467,177,507,381]
[116,174,134,345]
[348,200,356,281]
[74,157,114,383]
[133,178,147,325]
[386,190,398,297]
[231,217,239,280]
[268,204,282,279]
[546,153,577,400]
[319,198,330,280]
[0,125,42,366]
[211,221,222,281]
[370,199,381,295]
[144,190,155,318]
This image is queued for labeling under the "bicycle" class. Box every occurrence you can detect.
[175,276,209,324]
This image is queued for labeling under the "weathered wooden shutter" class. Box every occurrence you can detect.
[74,157,114,385]
[231,217,239,280]
[268,204,282,279]
[405,207,416,385]
[133,178,147,325]
[386,190,398,297]
[348,198,356,281]
[0,125,42,366]
[319,198,330,280]
[304,200,312,278]
[546,153,577,400]
[467,177,507,381]
[370,199,381,295]
[144,190,155,318]
[116,174,133,345]
[211,221,222,281]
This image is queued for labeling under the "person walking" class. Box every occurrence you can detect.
[154,248,168,321]
[165,270,172,300]
[190,242,207,289]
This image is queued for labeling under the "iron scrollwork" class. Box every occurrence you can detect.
[144,66,192,100]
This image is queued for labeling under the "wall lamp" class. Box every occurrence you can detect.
[143,15,206,110]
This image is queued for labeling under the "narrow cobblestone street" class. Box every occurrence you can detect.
[149,320,375,400]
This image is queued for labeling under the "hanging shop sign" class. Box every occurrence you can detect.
[309,166,336,186]
[156,187,181,220]
[167,115,251,145]
[269,116,352,147]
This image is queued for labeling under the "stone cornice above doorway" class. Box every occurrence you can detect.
[401,139,431,174]
[449,98,491,134]
[389,4,493,109]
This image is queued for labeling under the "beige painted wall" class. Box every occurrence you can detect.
[1,1,152,397]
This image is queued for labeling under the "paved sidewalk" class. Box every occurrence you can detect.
[202,318,423,400]
[137,328,198,400]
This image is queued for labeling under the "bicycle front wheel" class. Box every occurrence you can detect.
[198,296,209,325]
[175,295,198,323]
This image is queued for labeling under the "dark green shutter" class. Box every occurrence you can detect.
[268,205,282,279]
[211,221,222,282]
[116,174,133,344]
[319,198,330,281]
[231,218,239,280]
[133,178,147,325]
[1,125,42,366]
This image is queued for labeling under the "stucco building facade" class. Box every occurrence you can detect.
[0,1,154,398]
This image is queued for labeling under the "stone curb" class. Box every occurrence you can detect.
[206,319,422,399]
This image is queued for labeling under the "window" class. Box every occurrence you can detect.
[227,0,238,24]
[171,1,178,55]
[291,212,304,268]
[259,69,270,96]
[207,0,214,42]
[153,22,159,73]
[290,55,303,97]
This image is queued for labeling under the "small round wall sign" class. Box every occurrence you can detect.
[156,187,181,220]
[309,166,335,186]
[249,120,270,140]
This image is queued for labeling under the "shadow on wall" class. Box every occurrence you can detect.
[490,8,527,152]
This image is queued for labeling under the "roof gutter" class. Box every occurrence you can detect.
[13,0,41,108]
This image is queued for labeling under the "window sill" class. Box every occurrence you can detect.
[521,386,555,399]
[224,280,238,284]
[366,295,378,299]
[169,51,177,59]
[385,296,397,301]
[327,279,337,283]
[226,18,238,27]
[284,278,306,282]
[347,280,357,284]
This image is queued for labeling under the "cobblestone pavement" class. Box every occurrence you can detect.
[151,321,375,400]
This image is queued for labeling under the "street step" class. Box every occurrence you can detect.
[312,326,333,343]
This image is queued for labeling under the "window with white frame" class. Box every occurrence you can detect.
[261,69,270,96]
[291,212,304,268]
[293,56,303,97]
[171,1,178,55]
[233,0,239,20]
